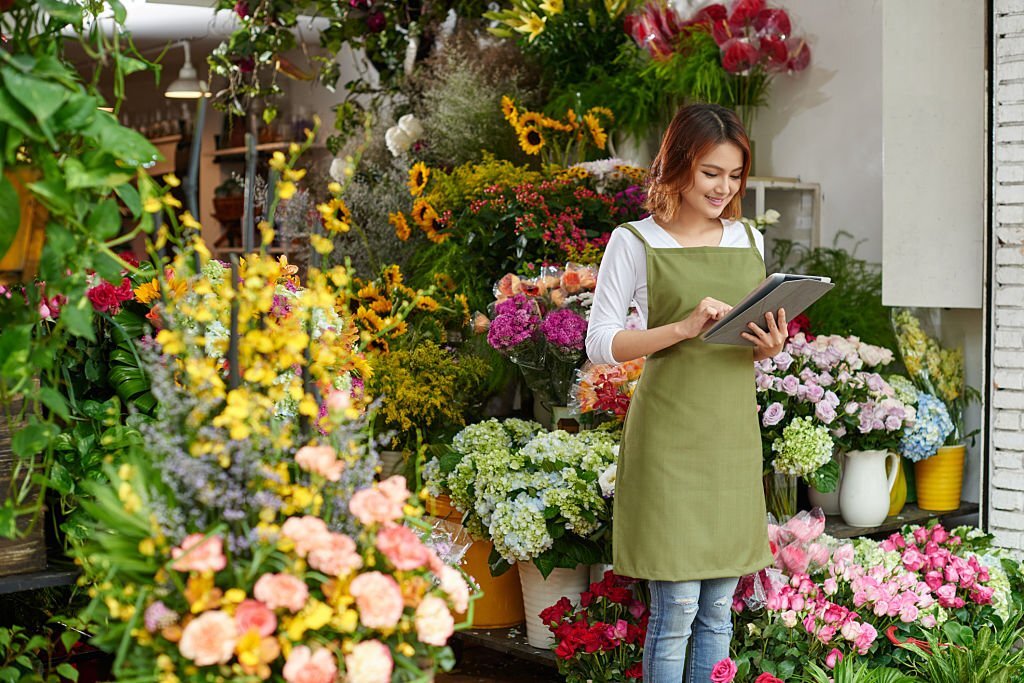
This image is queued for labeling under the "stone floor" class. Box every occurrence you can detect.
[436,643,559,682]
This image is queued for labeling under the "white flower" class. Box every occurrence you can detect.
[764,209,781,224]
[329,157,347,182]
[598,463,617,497]
[385,126,413,157]
[397,114,424,140]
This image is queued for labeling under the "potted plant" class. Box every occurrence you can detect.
[212,175,244,223]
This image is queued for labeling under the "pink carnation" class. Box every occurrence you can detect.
[307,532,363,576]
[415,595,455,646]
[234,599,277,637]
[378,475,411,504]
[253,573,309,613]
[170,533,227,573]
[349,488,405,526]
[178,610,238,666]
[283,645,337,683]
[825,648,843,669]
[344,640,393,683]
[350,571,404,629]
[376,524,430,570]
[437,565,470,613]
[281,516,331,557]
[295,445,345,481]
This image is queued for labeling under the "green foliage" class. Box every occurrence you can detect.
[771,233,899,352]
[899,611,1024,683]
[799,657,918,683]
[0,624,78,683]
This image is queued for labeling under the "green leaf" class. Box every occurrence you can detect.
[93,250,124,283]
[37,387,70,421]
[0,89,40,141]
[61,296,96,341]
[37,0,84,27]
[113,53,149,77]
[64,157,134,191]
[85,198,122,241]
[53,95,97,133]
[114,183,141,218]
[805,458,840,493]
[0,174,20,261]
[26,181,72,215]
[12,420,59,457]
[1,67,69,127]
[83,112,159,168]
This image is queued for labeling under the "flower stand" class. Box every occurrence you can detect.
[518,562,589,649]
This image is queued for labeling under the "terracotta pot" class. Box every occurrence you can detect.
[0,169,47,284]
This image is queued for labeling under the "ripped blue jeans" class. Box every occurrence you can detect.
[643,577,739,683]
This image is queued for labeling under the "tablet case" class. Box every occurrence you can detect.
[701,278,835,346]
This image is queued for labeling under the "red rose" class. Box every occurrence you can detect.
[728,0,765,26]
[117,251,140,268]
[554,639,578,660]
[721,37,760,73]
[579,590,594,608]
[785,37,811,71]
[580,625,606,653]
[755,674,785,683]
[540,597,573,627]
[625,663,644,679]
[759,36,788,68]
[87,282,121,314]
[754,7,791,37]
[366,10,385,32]
[695,3,728,24]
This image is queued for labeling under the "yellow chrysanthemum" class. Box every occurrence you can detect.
[407,162,430,197]
[583,113,607,149]
[388,212,411,241]
[518,126,545,155]
[135,279,162,305]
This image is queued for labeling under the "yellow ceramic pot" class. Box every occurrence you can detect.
[887,456,907,517]
[914,445,965,512]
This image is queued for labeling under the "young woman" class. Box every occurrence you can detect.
[586,104,788,682]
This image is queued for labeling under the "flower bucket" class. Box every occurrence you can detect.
[763,472,798,521]
[0,169,47,284]
[808,451,843,516]
[915,445,965,512]
[518,562,589,648]
[461,540,526,629]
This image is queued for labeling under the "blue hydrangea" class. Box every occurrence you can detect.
[899,393,954,462]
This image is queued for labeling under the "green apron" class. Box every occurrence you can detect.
[612,221,774,581]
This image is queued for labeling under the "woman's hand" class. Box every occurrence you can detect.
[744,309,788,361]
[676,297,733,341]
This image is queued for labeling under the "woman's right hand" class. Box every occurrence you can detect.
[676,297,733,340]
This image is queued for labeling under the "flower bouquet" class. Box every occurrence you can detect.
[570,358,645,426]
[477,264,598,410]
[541,570,648,682]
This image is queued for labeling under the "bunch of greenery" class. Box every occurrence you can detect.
[898,612,1024,683]
[770,233,899,352]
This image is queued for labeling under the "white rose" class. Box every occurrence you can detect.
[764,209,781,224]
[397,114,424,140]
[385,126,412,157]
[329,157,347,182]
[598,463,617,497]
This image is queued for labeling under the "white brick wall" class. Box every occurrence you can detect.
[992,2,1024,554]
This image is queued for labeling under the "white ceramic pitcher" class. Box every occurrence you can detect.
[839,449,899,527]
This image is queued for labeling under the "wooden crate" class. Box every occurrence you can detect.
[0,395,46,577]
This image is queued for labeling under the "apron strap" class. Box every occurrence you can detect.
[741,221,758,253]
[619,222,650,250]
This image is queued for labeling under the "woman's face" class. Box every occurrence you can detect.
[680,142,744,220]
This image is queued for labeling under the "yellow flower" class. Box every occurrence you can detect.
[389,212,411,241]
[501,95,519,128]
[382,265,403,289]
[411,199,439,229]
[415,296,439,312]
[143,196,163,214]
[135,279,161,304]
[583,113,607,149]
[518,126,545,155]
[180,211,201,230]
[515,12,546,41]
[283,167,306,182]
[408,162,430,197]
[138,538,156,556]
[328,181,343,195]
[517,111,544,131]
[269,151,287,172]
[310,234,334,255]
[278,181,297,200]
[163,173,181,187]
[589,105,615,123]
[540,0,563,14]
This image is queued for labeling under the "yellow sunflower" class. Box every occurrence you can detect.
[501,96,519,128]
[370,298,393,315]
[357,282,381,300]
[411,199,439,228]
[407,162,429,197]
[415,295,440,312]
[517,111,545,131]
[589,106,615,124]
[388,212,411,241]
[134,279,162,305]
[541,115,573,133]
[583,113,607,149]
[382,265,404,289]
[518,126,545,156]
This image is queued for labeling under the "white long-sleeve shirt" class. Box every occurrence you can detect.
[585,215,765,365]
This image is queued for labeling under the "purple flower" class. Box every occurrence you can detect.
[762,402,786,427]
[818,371,834,386]
[756,371,774,390]
[487,309,538,351]
[884,415,903,431]
[858,413,874,434]
[781,375,800,396]
[805,384,825,403]
[774,351,794,371]
[144,601,178,633]
[495,293,536,316]
[823,390,840,407]
[539,308,587,351]
[815,401,837,424]
[866,373,886,392]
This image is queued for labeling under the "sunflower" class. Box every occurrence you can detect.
[433,273,457,292]
[370,298,393,315]
[589,106,615,124]
[501,95,519,128]
[357,282,381,300]
[517,111,544,131]
[415,295,439,312]
[411,199,439,228]
[541,115,573,133]
[382,265,404,289]
[583,113,607,149]
[407,162,429,197]
[388,212,411,241]
[518,126,545,155]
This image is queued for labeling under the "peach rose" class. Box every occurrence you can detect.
[578,266,597,290]
[282,645,337,683]
[295,445,345,482]
[437,565,470,613]
[496,273,521,297]
[281,516,331,557]
[471,312,491,334]
[325,390,351,413]
[307,532,363,576]
[560,269,582,293]
[171,533,227,573]
[376,524,429,571]
[234,599,277,637]
[349,488,404,526]
[344,640,393,683]
[349,571,404,629]
[415,595,454,646]
[178,610,237,666]
[253,573,309,613]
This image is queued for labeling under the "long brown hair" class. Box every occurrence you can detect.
[643,104,751,221]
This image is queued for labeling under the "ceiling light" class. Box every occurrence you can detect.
[165,41,209,99]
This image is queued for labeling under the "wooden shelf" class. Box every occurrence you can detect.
[454,627,557,668]
[0,564,79,595]
[213,246,288,257]
[210,141,325,163]
[824,502,979,540]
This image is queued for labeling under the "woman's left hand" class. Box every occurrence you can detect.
[743,308,788,361]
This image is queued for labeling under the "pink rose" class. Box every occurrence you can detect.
[376,524,430,571]
[307,532,363,577]
[171,533,227,573]
[178,610,238,666]
[283,645,337,683]
[253,573,309,613]
[281,516,331,557]
[349,488,404,526]
[825,648,844,669]
[350,571,404,629]
[344,640,393,683]
[415,595,454,646]
[234,599,277,637]
[295,445,345,481]
[710,657,737,683]
[437,565,470,613]
[378,475,411,504]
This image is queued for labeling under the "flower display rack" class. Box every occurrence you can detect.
[824,502,979,540]
[742,176,821,249]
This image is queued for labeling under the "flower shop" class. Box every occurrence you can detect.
[0,0,1019,682]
